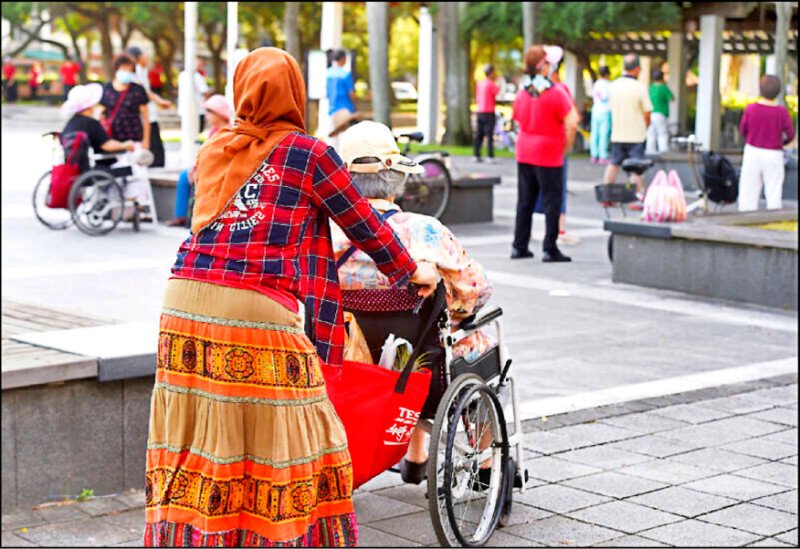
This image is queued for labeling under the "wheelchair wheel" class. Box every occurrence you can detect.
[397,157,451,219]
[428,374,509,547]
[32,171,73,230]
[68,169,124,236]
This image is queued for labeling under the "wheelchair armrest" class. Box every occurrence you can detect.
[459,305,502,332]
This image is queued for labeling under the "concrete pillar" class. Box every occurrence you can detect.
[367,2,391,126]
[667,32,687,134]
[638,56,652,89]
[416,7,440,144]
[773,1,792,106]
[694,14,723,151]
[522,3,538,52]
[225,2,238,107]
[180,1,199,170]
[317,2,343,142]
[563,51,580,99]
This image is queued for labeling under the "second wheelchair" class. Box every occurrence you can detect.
[33,130,155,236]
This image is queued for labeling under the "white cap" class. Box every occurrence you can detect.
[338,121,425,175]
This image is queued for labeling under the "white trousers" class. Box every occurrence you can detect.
[738,144,785,212]
[645,112,669,154]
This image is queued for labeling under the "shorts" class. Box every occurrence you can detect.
[610,142,645,167]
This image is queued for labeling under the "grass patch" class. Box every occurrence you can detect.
[405,143,515,158]
[751,220,798,231]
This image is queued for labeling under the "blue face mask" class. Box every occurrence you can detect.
[116,70,135,84]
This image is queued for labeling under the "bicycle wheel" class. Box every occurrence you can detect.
[428,374,509,547]
[32,170,73,230]
[398,157,452,219]
[68,170,124,236]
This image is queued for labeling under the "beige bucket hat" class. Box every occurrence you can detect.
[338,121,425,175]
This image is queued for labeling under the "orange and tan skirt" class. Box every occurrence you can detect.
[144,279,357,547]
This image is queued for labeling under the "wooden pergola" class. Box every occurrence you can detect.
[582,28,798,57]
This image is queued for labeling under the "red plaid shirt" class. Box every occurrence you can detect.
[172,133,417,366]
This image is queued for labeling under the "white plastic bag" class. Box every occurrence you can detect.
[642,169,687,222]
[378,334,413,370]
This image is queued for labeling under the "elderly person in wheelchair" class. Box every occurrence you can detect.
[331,121,499,485]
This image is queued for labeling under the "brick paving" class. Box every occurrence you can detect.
[2,375,796,547]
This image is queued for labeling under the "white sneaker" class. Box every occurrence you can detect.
[473,156,483,163]
[557,232,581,246]
[485,157,496,164]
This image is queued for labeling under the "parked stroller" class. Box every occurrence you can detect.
[326,280,528,547]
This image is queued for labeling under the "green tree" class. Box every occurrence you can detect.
[120,2,182,95]
[2,2,71,59]
[535,2,681,80]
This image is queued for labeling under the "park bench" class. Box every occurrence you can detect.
[441,173,501,225]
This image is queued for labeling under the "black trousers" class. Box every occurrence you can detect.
[473,112,495,158]
[63,84,74,101]
[149,121,165,168]
[513,162,563,253]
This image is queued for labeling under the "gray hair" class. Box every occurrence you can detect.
[350,157,406,199]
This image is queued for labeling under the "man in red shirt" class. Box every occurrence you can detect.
[2,57,17,103]
[473,64,500,163]
[59,56,80,100]
[148,59,164,96]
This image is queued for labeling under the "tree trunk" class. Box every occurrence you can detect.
[441,2,472,146]
[773,1,791,107]
[100,18,114,80]
[283,2,301,64]
[367,2,391,126]
[161,37,177,98]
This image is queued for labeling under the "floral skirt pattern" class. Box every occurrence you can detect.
[144,279,358,547]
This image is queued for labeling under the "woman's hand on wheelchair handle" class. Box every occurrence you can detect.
[409,261,438,298]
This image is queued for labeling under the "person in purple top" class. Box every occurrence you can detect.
[738,75,796,211]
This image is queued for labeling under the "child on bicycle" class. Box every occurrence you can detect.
[61,83,136,171]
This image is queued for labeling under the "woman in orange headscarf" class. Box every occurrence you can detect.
[144,48,437,547]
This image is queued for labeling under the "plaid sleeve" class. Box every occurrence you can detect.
[311,145,417,287]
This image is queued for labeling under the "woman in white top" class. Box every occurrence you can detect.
[590,66,612,164]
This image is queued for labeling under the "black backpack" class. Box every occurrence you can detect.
[702,151,739,204]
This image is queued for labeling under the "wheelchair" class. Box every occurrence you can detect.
[33,131,155,236]
[342,281,528,547]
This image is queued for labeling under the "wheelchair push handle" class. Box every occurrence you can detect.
[407,279,446,315]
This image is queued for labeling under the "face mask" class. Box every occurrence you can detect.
[116,70,135,84]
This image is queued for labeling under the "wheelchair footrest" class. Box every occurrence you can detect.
[450,346,502,382]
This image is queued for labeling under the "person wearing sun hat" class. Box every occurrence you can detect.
[165,94,235,227]
[61,82,135,172]
[331,120,497,485]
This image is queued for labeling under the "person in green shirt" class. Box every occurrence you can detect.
[646,69,674,154]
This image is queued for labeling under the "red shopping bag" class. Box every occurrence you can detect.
[46,132,86,209]
[321,359,431,489]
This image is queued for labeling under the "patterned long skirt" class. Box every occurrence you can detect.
[144,279,358,547]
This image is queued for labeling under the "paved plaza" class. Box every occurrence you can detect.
[1,106,798,546]
[1,377,797,547]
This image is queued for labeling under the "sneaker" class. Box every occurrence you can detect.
[629,200,644,211]
[590,156,597,164]
[557,231,581,246]
[473,156,483,163]
[598,158,610,165]
[485,157,496,164]
[542,249,572,263]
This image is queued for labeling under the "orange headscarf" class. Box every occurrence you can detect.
[192,47,306,233]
